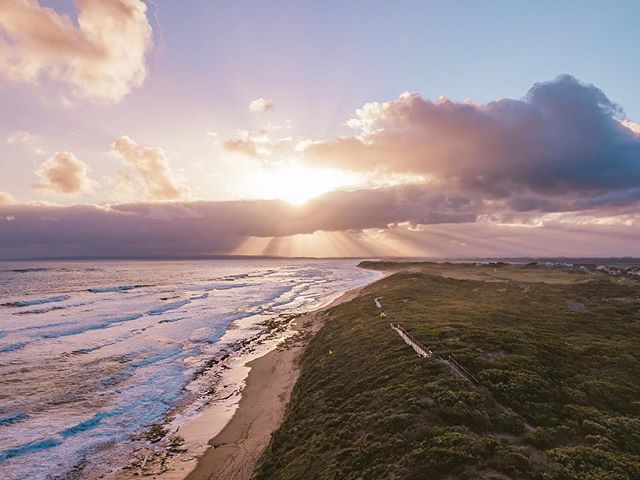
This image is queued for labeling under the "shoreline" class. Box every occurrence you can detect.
[107,282,374,480]
[181,286,366,480]
[110,312,301,480]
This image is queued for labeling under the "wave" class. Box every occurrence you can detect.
[70,347,95,355]
[88,285,135,293]
[6,267,52,273]
[0,260,379,478]
[130,345,183,368]
[268,282,313,310]
[43,314,143,338]
[0,342,26,353]
[209,282,251,291]
[148,299,190,315]
[12,320,75,334]
[0,437,62,463]
[59,409,122,438]
[158,316,186,324]
[67,324,154,355]
[220,273,250,281]
[0,412,26,426]
[13,305,65,315]
[0,408,124,463]
[189,292,209,300]
[2,295,71,308]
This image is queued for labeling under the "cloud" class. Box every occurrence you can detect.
[111,136,189,201]
[223,129,271,158]
[0,0,152,103]
[2,75,640,259]
[6,130,40,145]
[622,119,640,136]
[0,183,477,257]
[34,151,95,195]
[222,128,296,164]
[6,130,46,155]
[0,189,639,259]
[220,76,640,221]
[0,192,15,204]
[305,75,640,197]
[224,76,640,216]
[248,97,275,113]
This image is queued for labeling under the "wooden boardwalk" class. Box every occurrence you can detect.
[375,298,478,384]
[390,323,432,358]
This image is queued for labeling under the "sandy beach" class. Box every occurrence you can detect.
[184,322,308,480]
[98,273,377,480]
[182,287,364,480]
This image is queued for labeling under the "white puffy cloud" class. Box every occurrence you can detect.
[0,0,152,103]
[111,136,189,201]
[0,192,15,204]
[248,97,275,113]
[34,151,95,195]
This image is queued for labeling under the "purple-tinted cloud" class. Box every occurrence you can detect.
[305,75,640,195]
[1,179,639,258]
[0,184,479,258]
[1,76,640,258]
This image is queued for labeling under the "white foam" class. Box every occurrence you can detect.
[0,259,382,480]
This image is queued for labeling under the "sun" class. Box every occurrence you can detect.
[249,164,355,205]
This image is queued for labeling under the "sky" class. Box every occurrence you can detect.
[0,0,639,259]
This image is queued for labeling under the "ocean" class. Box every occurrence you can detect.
[0,259,380,479]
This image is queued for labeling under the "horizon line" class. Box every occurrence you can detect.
[2,254,640,263]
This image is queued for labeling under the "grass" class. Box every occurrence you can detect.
[253,262,640,480]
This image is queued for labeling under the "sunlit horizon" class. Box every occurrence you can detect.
[1,1,639,259]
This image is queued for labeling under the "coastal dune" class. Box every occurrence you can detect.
[252,262,640,479]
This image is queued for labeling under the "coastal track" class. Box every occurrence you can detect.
[374,298,535,432]
[374,298,477,384]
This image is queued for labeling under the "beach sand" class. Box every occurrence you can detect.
[183,287,364,480]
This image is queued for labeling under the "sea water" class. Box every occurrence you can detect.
[0,259,380,479]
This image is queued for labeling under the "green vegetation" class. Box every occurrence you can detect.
[254,262,640,479]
